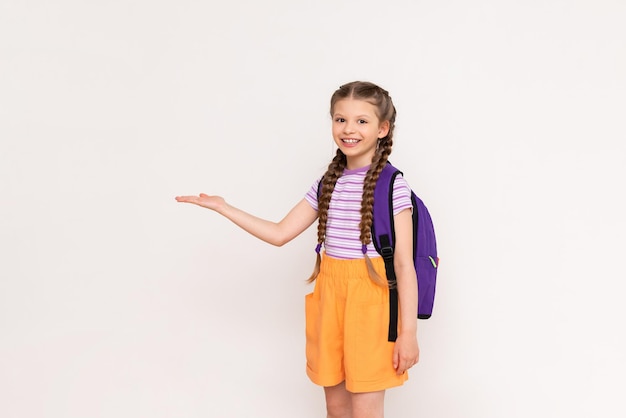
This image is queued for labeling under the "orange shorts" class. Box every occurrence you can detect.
[305,254,408,393]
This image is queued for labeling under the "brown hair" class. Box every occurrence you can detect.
[308,81,397,285]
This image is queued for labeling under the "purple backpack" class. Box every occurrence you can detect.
[372,163,438,341]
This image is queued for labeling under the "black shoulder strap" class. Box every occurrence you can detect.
[372,163,402,342]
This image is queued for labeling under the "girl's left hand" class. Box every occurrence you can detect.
[393,332,420,375]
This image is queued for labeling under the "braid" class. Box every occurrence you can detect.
[359,138,393,244]
[307,149,346,283]
[360,136,394,286]
[317,149,347,246]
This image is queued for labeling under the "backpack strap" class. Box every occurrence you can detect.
[372,163,401,342]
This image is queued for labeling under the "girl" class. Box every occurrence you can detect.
[176,81,419,418]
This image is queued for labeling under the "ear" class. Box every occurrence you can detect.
[378,120,390,139]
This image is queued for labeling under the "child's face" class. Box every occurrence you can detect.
[331,98,390,169]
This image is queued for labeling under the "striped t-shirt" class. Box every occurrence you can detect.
[305,165,413,260]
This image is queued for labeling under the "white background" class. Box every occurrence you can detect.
[1,1,625,417]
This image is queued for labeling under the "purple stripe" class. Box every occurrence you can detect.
[339,178,366,184]
[327,243,362,252]
[326,225,356,232]
[333,197,363,203]
[328,214,360,221]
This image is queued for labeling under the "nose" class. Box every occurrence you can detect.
[343,120,356,134]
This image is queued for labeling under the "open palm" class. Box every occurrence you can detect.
[175,193,225,212]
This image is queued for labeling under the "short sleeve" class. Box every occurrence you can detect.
[304,177,322,211]
[392,174,413,215]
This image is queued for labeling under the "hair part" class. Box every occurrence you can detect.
[308,81,397,286]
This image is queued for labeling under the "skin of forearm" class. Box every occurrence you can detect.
[216,198,317,247]
[395,262,418,335]
[218,203,287,246]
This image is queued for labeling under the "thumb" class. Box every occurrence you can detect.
[199,193,209,198]
[392,346,399,370]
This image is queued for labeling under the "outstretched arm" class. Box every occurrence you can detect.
[391,208,420,375]
[175,194,318,247]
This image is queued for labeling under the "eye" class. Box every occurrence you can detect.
[335,117,345,123]
[358,119,368,124]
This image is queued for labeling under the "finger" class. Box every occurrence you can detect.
[399,358,416,374]
[175,196,197,203]
[397,363,408,375]
[392,348,400,370]
[405,360,416,373]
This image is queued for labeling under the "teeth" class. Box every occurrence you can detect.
[343,139,359,143]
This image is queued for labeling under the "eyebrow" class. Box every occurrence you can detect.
[333,114,373,118]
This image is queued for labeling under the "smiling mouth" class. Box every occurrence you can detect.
[342,138,361,144]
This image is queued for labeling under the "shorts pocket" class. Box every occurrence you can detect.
[305,292,320,371]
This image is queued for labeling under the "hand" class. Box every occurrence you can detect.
[175,193,226,212]
[392,332,420,375]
